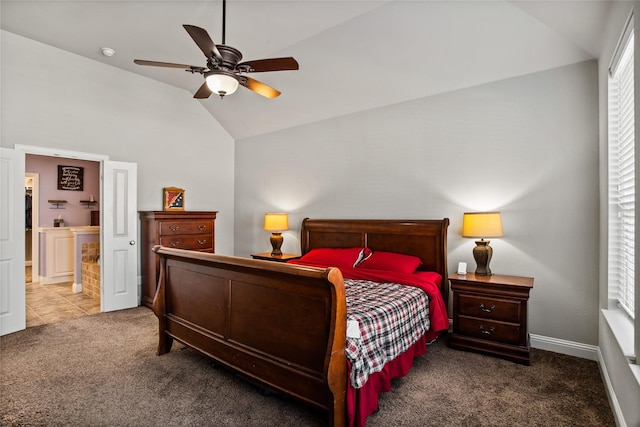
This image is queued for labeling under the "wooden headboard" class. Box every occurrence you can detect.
[300,218,450,301]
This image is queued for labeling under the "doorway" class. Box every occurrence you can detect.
[1,144,139,337]
[24,155,101,327]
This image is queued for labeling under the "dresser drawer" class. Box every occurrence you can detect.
[457,316,521,345]
[158,220,214,236]
[458,293,521,323]
[159,235,213,251]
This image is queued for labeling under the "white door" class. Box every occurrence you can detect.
[101,160,138,312]
[0,148,26,335]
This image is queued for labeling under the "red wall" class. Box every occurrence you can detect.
[26,154,100,227]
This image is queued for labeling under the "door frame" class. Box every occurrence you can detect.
[16,144,109,290]
[18,145,108,289]
[25,172,39,281]
[17,145,108,162]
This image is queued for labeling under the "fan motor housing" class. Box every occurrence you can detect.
[215,45,243,70]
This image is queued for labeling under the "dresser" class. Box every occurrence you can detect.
[139,211,217,307]
[449,272,534,365]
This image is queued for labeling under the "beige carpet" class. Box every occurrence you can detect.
[0,307,615,426]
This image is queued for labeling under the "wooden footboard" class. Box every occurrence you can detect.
[151,246,348,427]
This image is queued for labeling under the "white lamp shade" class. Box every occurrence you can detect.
[205,73,239,96]
[462,212,503,238]
[264,213,289,231]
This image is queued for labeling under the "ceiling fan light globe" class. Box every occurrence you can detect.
[205,73,239,97]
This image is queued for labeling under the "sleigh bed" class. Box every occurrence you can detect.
[151,218,449,427]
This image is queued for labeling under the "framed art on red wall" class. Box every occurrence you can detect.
[58,165,84,191]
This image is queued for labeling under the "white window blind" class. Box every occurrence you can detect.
[609,28,635,320]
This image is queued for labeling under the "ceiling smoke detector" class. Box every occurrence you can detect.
[101,47,115,57]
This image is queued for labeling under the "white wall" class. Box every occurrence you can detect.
[1,30,235,255]
[235,60,599,347]
[3,11,635,427]
[598,3,640,427]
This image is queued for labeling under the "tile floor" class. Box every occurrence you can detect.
[25,266,100,327]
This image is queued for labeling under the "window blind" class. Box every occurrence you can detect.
[609,29,635,320]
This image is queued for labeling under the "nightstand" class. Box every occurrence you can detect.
[250,252,301,263]
[449,272,534,365]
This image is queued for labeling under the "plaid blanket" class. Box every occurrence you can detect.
[345,278,430,389]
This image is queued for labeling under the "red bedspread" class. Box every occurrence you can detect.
[342,268,449,338]
[287,260,449,339]
[288,260,449,426]
[344,277,431,388]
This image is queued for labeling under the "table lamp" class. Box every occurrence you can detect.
[264,213,289,256]
[462,212,503,276]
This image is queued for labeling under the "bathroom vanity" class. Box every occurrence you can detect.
[39,226,99,286]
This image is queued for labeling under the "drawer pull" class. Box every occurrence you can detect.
[480,325,495,335]
[197,225,206,231]
[169,225,180,232]
[198,239,207,245]
[168,241,179,247]
[480,303,496,313]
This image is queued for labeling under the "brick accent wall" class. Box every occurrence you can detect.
[81,242,100,303]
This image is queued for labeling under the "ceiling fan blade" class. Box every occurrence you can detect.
[183,24,222,62]
[193,82,213,99]
[238,57,299,73]
[241,76,281,99]
[134,59,197,69]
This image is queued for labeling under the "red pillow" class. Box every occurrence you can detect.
[298,247,368,269]
[357,251,423,273]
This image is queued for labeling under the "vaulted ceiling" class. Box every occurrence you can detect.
[1,1,612,140]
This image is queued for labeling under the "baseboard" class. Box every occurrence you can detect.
[445,326,599,361]
[40,274,74,285]
[596,347,627,427]
[529,333,598,361]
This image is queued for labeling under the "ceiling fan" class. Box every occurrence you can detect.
[133,0,298,99]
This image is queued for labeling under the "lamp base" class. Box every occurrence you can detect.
[270,232,283,256]
[473,239,493,276]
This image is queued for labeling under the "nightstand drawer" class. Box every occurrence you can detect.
[158,221,214,236]
[458,294,520,323]
[159,235,213,251]
[457,316,521,345]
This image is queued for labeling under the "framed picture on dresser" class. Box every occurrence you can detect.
[163,187,185,211]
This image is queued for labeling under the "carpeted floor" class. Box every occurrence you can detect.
[0,307,615,426]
